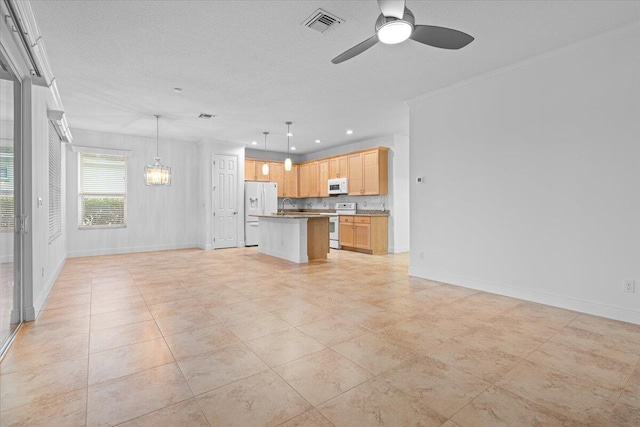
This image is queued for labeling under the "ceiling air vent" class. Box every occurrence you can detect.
[302,9,343,34]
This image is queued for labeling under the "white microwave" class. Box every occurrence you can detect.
[328,178,348,195]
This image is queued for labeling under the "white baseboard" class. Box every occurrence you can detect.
[409,265,640,325]
[198,243,213,250]
[392,245,409,254]
[67,242,199,258]
[31,255,67,321]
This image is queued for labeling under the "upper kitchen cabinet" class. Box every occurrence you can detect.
[318,159,329,197]
[347,148,389,195]
[245,158,271,182]
[245,159,257,181]
[329,156,348,179]
[299,161,319,198]
[269,162,284,197]
[283,164,299,198]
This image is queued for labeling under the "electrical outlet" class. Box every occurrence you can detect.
[624,280,635,293]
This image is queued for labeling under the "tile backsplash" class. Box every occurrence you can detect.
[278,195,388,211]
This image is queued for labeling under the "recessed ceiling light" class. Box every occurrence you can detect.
[286,131,294,137]
[251,141,258,145]
[346,129,353,135]
[291,147,297,151]
[315,139,321,143]
[173,87,183,93]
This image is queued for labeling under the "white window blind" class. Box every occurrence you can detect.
[48,122,62,241]
[79,152,127,228]
[0,140,14,232]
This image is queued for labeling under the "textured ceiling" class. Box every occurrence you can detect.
[29,0,640,154]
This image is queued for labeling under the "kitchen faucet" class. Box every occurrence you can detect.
[281,198,294,212]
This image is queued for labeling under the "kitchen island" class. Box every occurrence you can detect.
[250,213,329,263]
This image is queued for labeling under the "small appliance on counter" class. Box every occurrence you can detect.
[328,177,348,195]
[244,182,278,246]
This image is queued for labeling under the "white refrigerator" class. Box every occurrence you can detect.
[245,182,278,246]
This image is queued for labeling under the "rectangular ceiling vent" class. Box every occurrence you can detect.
[302,9,343,34]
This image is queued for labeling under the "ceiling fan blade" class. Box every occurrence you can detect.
[377,0,405,19]
[410,25,474,50]
[332,35,379,64]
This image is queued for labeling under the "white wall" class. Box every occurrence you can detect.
[408,26,640,324]
[196,140,245,249]
[66,129,199,256]
[391,134,410,253]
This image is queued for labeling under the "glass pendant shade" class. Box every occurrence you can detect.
[145,115,171,186]
[284,122,293,171]
[261,131,269,175]
[144,159,171,186]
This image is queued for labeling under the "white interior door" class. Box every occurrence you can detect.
[213,154,238,249]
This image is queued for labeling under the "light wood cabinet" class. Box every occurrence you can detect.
[283,164,299,198]
[347,148,388,195]
[318,159,329,197]
[339,215,388,254]
[246,147,388,196]
[299,161,319,198]
[339,216,355,247]
[329,156,348,179]
[245,158,271,182]
[245,159,257,181]
[347,153,364,195]
[269,162,284,197]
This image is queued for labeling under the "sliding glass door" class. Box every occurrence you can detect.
[0,53,22,356]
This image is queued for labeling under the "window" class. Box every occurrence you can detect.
[48,122,62,241]
[79,152,127,228]
[0,141,14,232]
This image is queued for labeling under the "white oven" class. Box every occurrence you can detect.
[328,216,340,249]
[328,178,348,195]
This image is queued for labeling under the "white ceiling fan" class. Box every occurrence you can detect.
[332,0,474,64]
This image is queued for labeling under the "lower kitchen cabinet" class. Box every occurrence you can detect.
[339,216,388,254]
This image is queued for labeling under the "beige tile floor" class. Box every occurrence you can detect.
[1,247,639,426]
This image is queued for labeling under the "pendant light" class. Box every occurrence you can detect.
[284,121,292,171]
[144,115,171,186]
[262,132,269,175]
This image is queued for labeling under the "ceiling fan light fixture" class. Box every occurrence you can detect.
[377,20,413,44]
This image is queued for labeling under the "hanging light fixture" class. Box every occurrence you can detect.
[262,132,269,175]
[144,115,171,186]
[284,121,292,171]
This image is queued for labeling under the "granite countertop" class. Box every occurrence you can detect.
[250,213,331,219]
[353,210,390,217]
[269,209,390,217]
